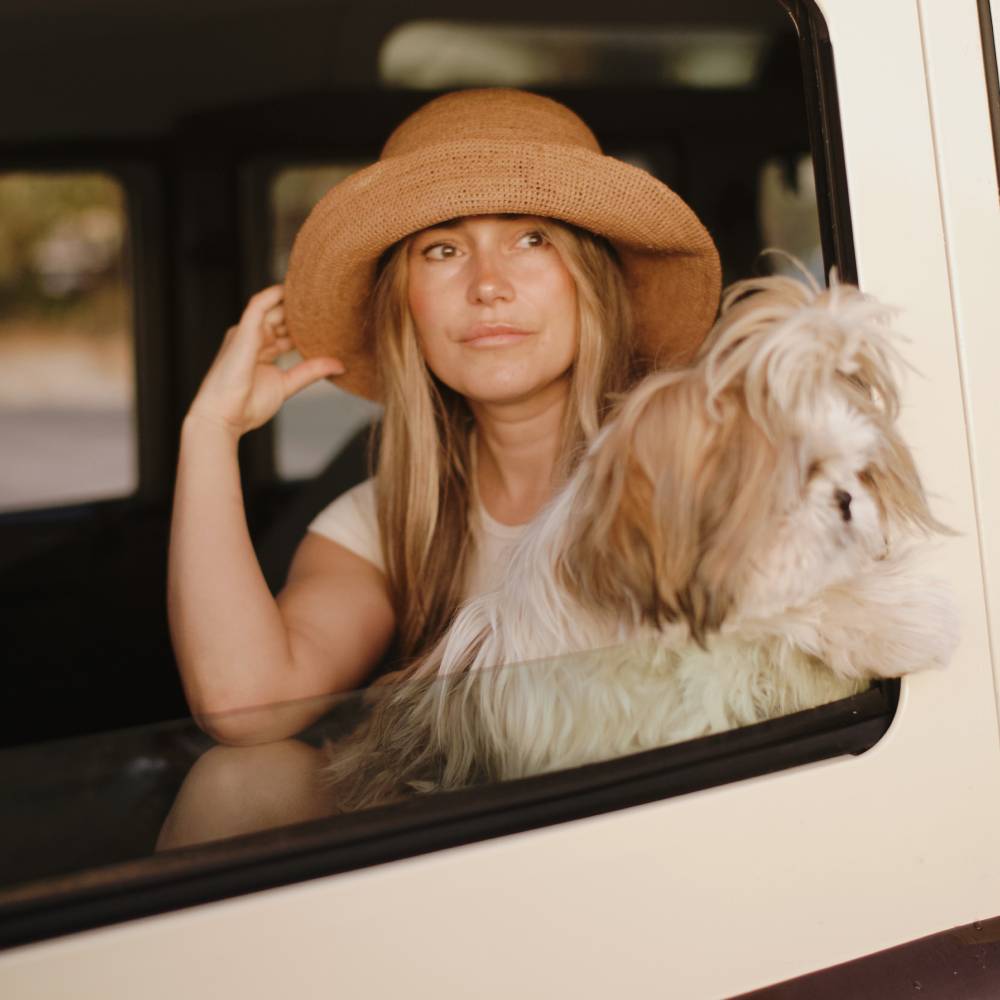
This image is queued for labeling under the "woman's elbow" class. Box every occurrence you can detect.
[191,692,337,746]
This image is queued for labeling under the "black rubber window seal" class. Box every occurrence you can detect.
[978,0,1000,202]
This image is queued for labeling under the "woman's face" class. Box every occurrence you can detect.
[406,215,578,407]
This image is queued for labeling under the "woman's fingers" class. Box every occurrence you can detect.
[228,285,286,366]
[192,285,340,435]
[280,356,346,399]
[248,284,285,315]
[262,303,286,334]
[258,335,294,362]
[242,286,285,335]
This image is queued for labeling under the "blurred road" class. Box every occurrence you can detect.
[1,407,135,510]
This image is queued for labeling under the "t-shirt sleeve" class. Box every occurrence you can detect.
[306,477,384,573]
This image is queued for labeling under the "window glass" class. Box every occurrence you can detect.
[0,173,135,512]
[269,165,382,480]
[0,6,886,949]
[0,649,884,914]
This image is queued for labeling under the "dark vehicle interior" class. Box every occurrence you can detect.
[1,0,821,746]
[0,0,886,952]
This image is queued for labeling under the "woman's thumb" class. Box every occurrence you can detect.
[282,357,346,398]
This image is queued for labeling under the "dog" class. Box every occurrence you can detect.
[321,269,960,811]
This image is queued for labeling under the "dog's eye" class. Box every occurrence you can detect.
[858,464,877,489]
[806,459,822,481]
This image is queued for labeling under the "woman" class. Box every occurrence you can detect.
[166,88,721,756]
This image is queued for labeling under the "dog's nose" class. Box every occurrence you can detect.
[834,489,852,521]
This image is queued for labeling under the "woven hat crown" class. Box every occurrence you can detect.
[381,89,602,159]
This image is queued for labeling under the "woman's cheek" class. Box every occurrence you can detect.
[407,283,435,336]
[418,335,479,398]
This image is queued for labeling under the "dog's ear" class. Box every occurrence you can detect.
[560,371,780,643]
[667,387,786,642]
[860,408,954,538]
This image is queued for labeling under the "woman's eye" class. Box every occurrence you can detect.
[422,242,459,261]
[517,230,547,248]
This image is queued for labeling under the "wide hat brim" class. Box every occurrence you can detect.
[284,138,721,401]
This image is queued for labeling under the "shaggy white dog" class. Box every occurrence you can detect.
[323,271,959,808]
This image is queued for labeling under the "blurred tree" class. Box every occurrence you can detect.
[0,174,126,325]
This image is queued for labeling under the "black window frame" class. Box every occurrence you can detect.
[978,0,1000,202]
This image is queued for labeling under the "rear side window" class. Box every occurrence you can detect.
[0,172,135,512]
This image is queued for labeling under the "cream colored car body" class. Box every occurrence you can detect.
[3,0,1000,995]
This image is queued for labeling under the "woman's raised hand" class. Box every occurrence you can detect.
[186,285,345,438]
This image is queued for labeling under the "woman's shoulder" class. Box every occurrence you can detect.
[318,476,375,509]
[310,476,376,523]
[306,477,382,571]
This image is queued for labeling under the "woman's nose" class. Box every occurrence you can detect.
[467,253,514,305]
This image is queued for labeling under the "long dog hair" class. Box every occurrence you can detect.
[321,270,959,812]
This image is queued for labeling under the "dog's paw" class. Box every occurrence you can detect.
[901,575,961,670]
[807,570,960,679]
[860,574,960,676]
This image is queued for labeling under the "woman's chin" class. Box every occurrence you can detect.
[460,371,570,410]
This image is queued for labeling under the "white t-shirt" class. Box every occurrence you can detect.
[307,478,528,599]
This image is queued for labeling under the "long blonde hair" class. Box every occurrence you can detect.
[370,217,638,660]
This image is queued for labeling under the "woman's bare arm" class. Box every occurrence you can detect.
[167,286,393,745]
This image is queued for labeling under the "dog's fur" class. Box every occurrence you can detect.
[321,271,959,811]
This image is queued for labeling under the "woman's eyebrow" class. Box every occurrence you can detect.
[420,214,528,238]
[419,218,465,236]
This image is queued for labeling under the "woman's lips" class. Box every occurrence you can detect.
[460,323,532,347]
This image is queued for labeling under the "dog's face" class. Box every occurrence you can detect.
[741,391,889,618]
[562,274,943,641]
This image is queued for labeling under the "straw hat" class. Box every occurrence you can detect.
[284,88,721,401]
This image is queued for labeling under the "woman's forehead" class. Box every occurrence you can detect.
[416,213,546,236]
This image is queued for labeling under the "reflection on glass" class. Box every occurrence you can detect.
[0,173,135,512]
[0,643,869,904]
[156,738,333,851]
[319,647,869,816]
[269,165,382,480]
[161,646,868,848]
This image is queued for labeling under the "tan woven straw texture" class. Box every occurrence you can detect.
[284,88,721,400]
